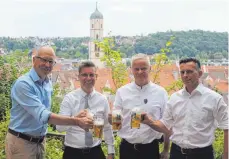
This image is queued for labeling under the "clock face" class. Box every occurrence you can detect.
[95,52,100,57]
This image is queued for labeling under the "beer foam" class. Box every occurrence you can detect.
[94,120,104,125]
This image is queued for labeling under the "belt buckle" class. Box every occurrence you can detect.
[37,137,43,143]
[134,144,138,151]
[181,148,187,155]
[16,133,20,138]
[82,148,90,154]
[29,136,33,142]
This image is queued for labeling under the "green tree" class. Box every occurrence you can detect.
[96,38,128,93]
[151,36,175,84]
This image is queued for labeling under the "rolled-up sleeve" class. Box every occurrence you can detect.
[160,101,174,129]
[56,94,73,132]
[215,97,228,130]
[12,80,51,125]
[103,98,115,154]
[113,89,122,110]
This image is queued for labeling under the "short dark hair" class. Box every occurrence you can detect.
[179,57,201,69]
[78,61,96,73]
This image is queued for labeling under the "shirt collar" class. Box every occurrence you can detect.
[80,88,96,98]
[29,68,49,84]
[182,83,204,96]
[133,81,152,91]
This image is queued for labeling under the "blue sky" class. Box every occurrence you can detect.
[0,0,228,37]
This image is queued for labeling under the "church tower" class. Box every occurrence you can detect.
[89,2,105,68]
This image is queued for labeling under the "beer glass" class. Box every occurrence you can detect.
[130,107,142,129]
[112,109,122,131]
[93,113,104,139]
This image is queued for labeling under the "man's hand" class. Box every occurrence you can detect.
[222,153,228,159]
[75,110,88,118]
[141,112,153,126]
[74,110,94,130]
[75,116,93,130]
[160,150,169,159]
[108,112,122,130]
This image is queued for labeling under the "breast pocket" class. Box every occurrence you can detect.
[201,105,214,122]
[191,105,213,127]
[146,106,162,120]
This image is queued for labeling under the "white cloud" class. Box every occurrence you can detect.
[112,5,143,13]
[0,0,228,37]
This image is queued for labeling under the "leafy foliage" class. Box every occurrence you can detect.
[151,36,175,84]
[45,137,63,159]
[0,39,225,159]
[102,135,121,159]
[1,30,227,60]
[0,107,10,159]
[96,38,128,93]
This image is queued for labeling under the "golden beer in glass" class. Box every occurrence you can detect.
[93,115,104,139]
[112,109,122,131]
[130,107,141,129]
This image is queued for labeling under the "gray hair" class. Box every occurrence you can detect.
[131,53,150,67]
[78,61,96,73]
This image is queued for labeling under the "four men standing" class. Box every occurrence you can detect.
[5,46,228,159]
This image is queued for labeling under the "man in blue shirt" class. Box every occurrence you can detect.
[5,46,93,159]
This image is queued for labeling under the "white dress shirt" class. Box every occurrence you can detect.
[56,88,115,154]
[114,81,168,144]
[161,84,228,148]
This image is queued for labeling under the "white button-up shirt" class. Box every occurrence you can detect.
[161,84,228,148]
[114,81,168,144]
[56,88,115,154]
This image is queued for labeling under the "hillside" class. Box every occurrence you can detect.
[0,30,227,59]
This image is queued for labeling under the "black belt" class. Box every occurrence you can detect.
[172,143,213,155]
[8,128,45,143]
[122,139,158,151]
[65,144,101,154]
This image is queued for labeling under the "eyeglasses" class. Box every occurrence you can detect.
[36,56,56,66]
[180,70,195,75]
[80,73,97,78]
[133,67,148,72]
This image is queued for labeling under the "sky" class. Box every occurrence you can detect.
[0,0,228,37]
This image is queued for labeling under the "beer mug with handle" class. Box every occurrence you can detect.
[130,107,142,129]
[112,108,122,131]
[93,112,104,139]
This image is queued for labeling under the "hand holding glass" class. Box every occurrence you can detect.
[93,113,104,139]
[112,109,122,131]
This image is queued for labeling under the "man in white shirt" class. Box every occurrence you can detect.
[142,58,228,159]
[56,61,115,159]
[113,53,170,159]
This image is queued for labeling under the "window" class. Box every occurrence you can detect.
[92,24,94,28]
[96,34,99,40]
[101,24,102,28]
